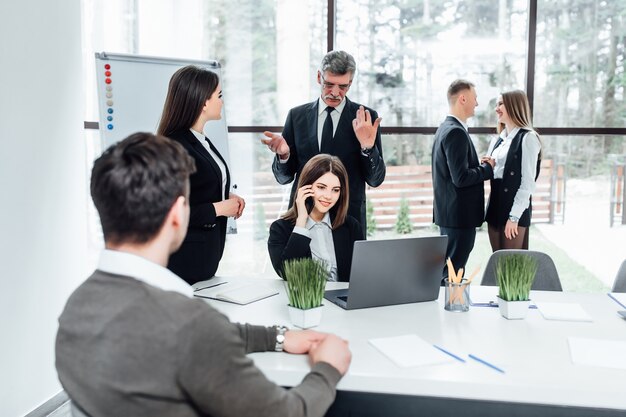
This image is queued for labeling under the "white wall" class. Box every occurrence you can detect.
[0,0,88,415]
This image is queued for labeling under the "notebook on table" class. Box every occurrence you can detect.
[194,282,278,305]
[324,236,447,310]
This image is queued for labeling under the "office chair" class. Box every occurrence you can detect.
[611,259,626,293]
[480,249,563,291]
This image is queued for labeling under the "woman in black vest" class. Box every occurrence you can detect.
[158,66,245,284]
[484,90,542,251]
[268,154,363,281]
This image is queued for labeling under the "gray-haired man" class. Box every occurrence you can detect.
[262,50,386,236]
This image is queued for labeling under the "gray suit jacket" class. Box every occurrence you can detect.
[56,270,341,417]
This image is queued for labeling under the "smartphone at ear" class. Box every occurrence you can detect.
[305,196,314,214]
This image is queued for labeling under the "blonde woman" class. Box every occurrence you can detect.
[484,90,542,250]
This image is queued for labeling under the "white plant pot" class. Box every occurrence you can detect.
[288,305,323,329]
[497,296,531,320]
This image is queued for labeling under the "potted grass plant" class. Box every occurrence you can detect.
[495,254,538,319]
[283,258,328,328]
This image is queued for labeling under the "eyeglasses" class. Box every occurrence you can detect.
[321,75,352,91]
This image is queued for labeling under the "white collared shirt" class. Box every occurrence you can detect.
[317,97,346,150]
[487,127,541,219]
[190,129,228,200]
[97,249,194,298]
[293,212,338,281]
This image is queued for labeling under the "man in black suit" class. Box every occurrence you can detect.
[432,80,495,279]
[262,50,385,236]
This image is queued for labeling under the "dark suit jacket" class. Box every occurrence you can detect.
[267,216,363,282]
[431,116,493,228]
[271,97,385,236]
[166,129,230,285]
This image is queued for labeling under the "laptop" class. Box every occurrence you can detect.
[324,235,447,310]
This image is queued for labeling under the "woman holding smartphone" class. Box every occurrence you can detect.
[158,65,245,284]
[268,154,363,282]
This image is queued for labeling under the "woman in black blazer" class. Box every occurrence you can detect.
[268,154,363,282]
[485,90,542,250]
[158,66,244,285]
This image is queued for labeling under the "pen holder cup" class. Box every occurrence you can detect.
[444,279,470,312]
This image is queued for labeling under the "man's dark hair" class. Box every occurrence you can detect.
[447,79,475,103]
[91,132,196,245]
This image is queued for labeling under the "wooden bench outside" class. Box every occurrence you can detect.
[246,158,565,234]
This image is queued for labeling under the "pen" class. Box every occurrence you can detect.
[194,281,229,292]
[433,345,466,363]
[468,354,505,374]
[470,301,537,309]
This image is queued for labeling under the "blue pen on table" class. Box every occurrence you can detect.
[194,281,229,292]
[468,354,505,374]
[433,345,466,363]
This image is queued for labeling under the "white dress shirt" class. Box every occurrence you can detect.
[488,127,541,219]
[190,129,228,200]
[97,249,193,298]
[292,212,338,281]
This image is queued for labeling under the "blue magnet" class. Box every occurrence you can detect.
[107,124,114,130]
[107,116,113,121]
[107,108,114,114]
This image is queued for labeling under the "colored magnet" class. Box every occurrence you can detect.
[106,86,112,91]
[107,124,113,130]
[107,116,113,121]
[105,71,111,76]
[107,108,114,114]
[105,78,112,84]
[106,92,112,98]
[104,64,111,70]
[106,99,113,106]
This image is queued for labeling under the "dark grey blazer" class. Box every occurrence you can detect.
[431,116,493,228]
[166,129,230,285]
[271,97,385,236]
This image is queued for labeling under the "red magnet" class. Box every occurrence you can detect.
[105,78,112,84]
[104,64,111,70]
[105,71,111,76]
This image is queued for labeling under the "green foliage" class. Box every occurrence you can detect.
[366,199,377,237]
[283,258,327,310]
[395,197,413,234]
[495,255,538,302]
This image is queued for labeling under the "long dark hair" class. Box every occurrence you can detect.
[282,154,350,229]
[157,66,219,137]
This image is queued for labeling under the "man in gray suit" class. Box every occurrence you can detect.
[56,132,351,417]
[262,50,385,235]
[432,80,495,279]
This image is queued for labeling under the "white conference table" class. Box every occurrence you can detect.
[195,276,626,416]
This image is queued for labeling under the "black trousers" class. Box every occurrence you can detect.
[439,226,477,281]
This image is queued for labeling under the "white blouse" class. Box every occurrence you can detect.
[487,127,541,219]
[293,212,338,281]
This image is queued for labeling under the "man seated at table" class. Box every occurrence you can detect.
[55,132,351,417]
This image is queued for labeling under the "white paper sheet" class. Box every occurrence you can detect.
[368,334,454,368]
[568,337,626,370]
[535,301,593,322]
